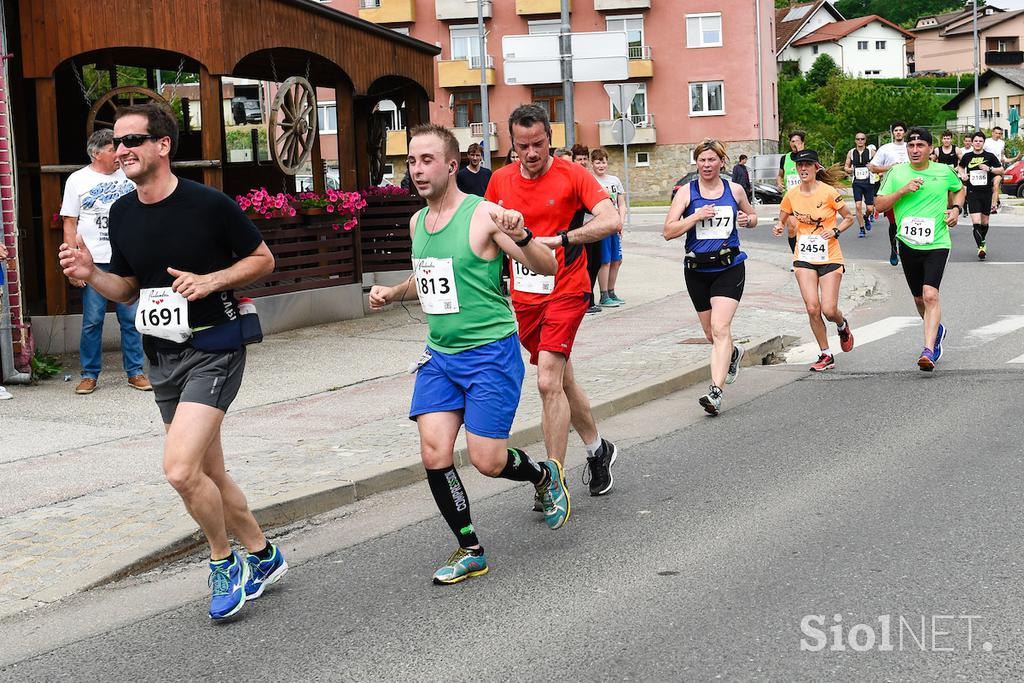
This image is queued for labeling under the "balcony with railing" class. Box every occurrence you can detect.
[595,0,651,9]
[985,50,1024,66]
[438,55,496,88]
[436,0,492,20]
[453,122,499,152]
[516,0,566,15]
[598,113,656,146]
[627,45,653,78]
[358,0,415,24]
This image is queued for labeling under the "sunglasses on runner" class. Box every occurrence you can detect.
[112,134,161,148]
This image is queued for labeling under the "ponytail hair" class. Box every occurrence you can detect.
[817,164,846,187]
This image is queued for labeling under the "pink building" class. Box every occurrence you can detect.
[315,0,779,200]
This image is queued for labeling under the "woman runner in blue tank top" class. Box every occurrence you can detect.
[664,138,759,416]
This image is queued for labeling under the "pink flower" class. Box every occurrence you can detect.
[326,204,335,213]
[287,207,296,217]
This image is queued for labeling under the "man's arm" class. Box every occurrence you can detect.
[167,242,275,301]
[369,213,423,309]
[59,236,139,303]
[844,150,854,173]
[536,198,620,248]
[60,216,86,287]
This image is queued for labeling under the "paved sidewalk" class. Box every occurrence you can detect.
[0,234,886,619]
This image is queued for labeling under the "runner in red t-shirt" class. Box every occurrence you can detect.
[485,104,623,502]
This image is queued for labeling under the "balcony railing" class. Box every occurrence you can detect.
[470,122,498,136]
[468,54,495,69]
[628,45,652,60]
[985,50,1024,66]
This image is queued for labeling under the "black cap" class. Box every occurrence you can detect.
[792,149,820,165]
[906,128,933,144]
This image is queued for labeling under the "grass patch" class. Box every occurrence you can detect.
[631,199,671,207]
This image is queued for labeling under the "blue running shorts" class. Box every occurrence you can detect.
[409,334,525,439]
[600,233,622,264]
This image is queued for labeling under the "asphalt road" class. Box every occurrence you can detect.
[2,220,1023,681]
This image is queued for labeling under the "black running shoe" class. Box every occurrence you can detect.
[583,439,618,496]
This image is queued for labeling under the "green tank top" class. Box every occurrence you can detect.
[411,194,516,353]
[783,153,800,190]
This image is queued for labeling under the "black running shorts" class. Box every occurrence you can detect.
[794,261,844,276]
[966,190,993,216]
[684,261,745,313]
[898,243,949,297]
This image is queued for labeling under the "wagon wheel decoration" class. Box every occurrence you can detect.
[87,86,167,135]
[268,76,318,176]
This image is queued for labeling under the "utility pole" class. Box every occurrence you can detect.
[477,0,491,168]
[560,0,574,149]
[973,0,980,130]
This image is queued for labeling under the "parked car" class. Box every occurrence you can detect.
[243,99,263,124]
[295,171,341,193]
[670,172,783,204]
[1001,159,1024,197]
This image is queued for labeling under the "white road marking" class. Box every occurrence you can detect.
[1008,353,1024,364]
[784,316,920,365]
[965,315,1024,344]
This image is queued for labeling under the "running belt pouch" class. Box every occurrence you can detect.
[240,310,263,345]
[685,247,739,270]
[190,318,244,353]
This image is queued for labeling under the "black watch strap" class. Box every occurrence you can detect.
[833,228,841,239]
[514,227,533,247]
[559,230,570,248]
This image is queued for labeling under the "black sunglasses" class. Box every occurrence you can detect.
[112,134,161,148]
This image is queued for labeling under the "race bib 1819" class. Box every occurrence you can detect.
[900,216,936,246]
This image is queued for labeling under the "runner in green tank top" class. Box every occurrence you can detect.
[778,131,806,256]
[369,124,570,586]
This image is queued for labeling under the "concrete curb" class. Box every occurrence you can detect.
[58,334,787,598]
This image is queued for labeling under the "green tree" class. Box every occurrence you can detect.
[834,0,966,27]
[806,53,841,89]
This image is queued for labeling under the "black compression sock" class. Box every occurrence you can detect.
[979,223,989,241]
[252,544,274,561]
[426,466,479,548]
[211,553,234,564]
[499,448,545,485]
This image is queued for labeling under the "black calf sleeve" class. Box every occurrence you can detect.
[499,448,545,485]
[972,223,987,247]
[426,466,479,548]
[788,236,797,253]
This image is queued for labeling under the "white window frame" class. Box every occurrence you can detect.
[450,25,483,61]
[528,19,561,35]
[635,151,650,167]
[875,40,887,50]
[857,41,868,50]
[318,101,337,134]
[608,83,648,125]
[382,163,395,180]
[689,81,725,117]
[606,15,645,57]
[686,13,723,49]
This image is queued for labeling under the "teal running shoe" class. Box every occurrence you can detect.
[244,544,289,601]
[209,552,249,620]
[599,295,621,308]
[433,547,488,585]
[610,293,625,305]
[537,460,571,530]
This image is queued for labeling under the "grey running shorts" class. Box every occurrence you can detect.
[150,347,246,424]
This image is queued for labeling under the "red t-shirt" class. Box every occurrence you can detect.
[486,157,608,305]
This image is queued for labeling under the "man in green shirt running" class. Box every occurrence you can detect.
[875,127,966,371]
[778,130,806,254]
[369,124,565,585]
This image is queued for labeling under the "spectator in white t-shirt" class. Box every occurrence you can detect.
[590,147,627,307]
[60,129,149,395]
[868,121,910,266]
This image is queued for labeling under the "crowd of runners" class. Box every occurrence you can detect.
[55,100,1008,618]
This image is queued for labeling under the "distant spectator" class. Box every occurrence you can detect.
[456,142,491,197]
[591,147,626,308]
[504,148,519,164]
[731,154,753,198]
[554,147,571,158]
[571,144,590,169]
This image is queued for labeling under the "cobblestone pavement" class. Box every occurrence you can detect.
[0,232,886,618]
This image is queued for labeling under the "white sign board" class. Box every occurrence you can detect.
[502,32,628,86]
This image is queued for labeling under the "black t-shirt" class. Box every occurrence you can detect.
[456,166,492,197]
[958,151,1001,192]
[109,178,264,329]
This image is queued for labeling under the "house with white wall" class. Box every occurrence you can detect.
[943,67,1024,133]
[775,0,845,67]
[786,16,913,77]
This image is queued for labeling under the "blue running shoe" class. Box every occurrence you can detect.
[933,324,947,363]
[209,552,249,620]
[917,347,936,372]
[865,216,873,232]
[433,547,488,585]
[889,249,899,267]
[537,460,571,530]
[244,544,289,601]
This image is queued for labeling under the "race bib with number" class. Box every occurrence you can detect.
[511,253,556,294]
[900,217,936,246]
[969,169,987,186]
[786,174,801,189]
[695,206,735,240]
[797,234,829,263]
[413,257,460,314]
[136,287,190,343]
[854,167,870,181]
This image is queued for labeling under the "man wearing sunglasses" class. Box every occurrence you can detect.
[844,132,875,238]
[60,129,147,395]
[59,104,284,620]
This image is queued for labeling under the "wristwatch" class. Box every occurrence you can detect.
[514,227,534,247]
[558,230,570,248]
[833,228,841,239]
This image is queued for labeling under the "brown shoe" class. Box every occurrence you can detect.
[75,378,97,395]
[128,374,153,391]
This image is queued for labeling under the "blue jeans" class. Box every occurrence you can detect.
[80,263,144,379]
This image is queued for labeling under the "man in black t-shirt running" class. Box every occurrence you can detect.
[59,104,286,621]
[958,131,1003,260]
